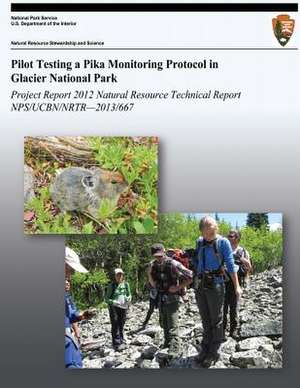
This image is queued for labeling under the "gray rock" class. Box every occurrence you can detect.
[103,357,122,368]
[259,344,274,356]
[237,337,272,351]
[88,349,106,360]
[138,326,162,337]
[268,350,283,368]
[179,327,194,338]
[83,358,103,368]
[239,310,255,324]
[220,337,237,354]
[273,339,283,350]
[269,276,282,288]
[230,350,269,368]
[92,330,106,338]
[219,352,231,365]
[185,344,198,358]
[141,345,159,360]
[209,360,227,369]
[116,361,136,369]
[24,165,35,204]
[155,349,169,361]
[240,320,282,338]
[81,340,105,352]
[131,334,153,346]
[138,359,160,369]
[129,351,142,362]
[187,305,199,314]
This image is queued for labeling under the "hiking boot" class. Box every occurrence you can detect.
[201,353,220,368]
[194,348,208,364]
[230,329,239,340]
[222,335,228,342]
[159,357,171,368]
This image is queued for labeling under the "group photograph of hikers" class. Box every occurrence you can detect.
[65,212,283,369]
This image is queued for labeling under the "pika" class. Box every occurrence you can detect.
[50,167,128,217]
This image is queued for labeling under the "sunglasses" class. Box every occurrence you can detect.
[228,234,237,239]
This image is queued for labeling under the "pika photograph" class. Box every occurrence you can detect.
[24,136,158,234]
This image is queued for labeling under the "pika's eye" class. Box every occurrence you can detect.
[111,180,118,185]
[82,175,95,188]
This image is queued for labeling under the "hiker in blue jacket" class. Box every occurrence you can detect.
[193,216,242,368]
[65,247,94,368]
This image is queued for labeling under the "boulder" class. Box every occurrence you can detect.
[240,320,282,338]
[116,361,136,369]
[141,345,159,360]
[230,350,269,368]
[220,337,237,354]
[103,357,122,368]
[138,326,162,337]
[131,334,153,346]
[237,336,272,351]
[138,359,160,369]
[209,360,227,369]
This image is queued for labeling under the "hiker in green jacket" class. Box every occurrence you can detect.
[105,268,132,351]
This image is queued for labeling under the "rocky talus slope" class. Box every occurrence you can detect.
[79,267,282,369]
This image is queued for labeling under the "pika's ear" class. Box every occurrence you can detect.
[82,174,96,188]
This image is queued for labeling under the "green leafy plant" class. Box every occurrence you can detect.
[97,198,118,222]
[25,187,78,234]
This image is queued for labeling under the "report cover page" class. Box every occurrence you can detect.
[0,0,299,387]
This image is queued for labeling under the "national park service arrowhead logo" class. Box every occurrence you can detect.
[272,14,295,46]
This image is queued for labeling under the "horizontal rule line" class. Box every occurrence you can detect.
[10,3,299,13]
[10,48,298,51]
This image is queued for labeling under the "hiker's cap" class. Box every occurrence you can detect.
[65,247,88,273]
[115,268,124,275]
[151,243,165,256]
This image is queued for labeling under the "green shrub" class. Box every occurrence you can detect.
[240,226,283,272]
[67,214,283,305]
[71,270,110,309]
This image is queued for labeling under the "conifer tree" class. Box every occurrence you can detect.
[246,213,269,229]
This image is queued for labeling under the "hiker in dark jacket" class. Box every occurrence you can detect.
[223,230,252,339]
[105,268,132,351]
[148,243,193,361]
[141,282,158,328]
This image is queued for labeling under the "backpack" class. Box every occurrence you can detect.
[151,258,179,293]
[233,247,251,283]
[168,249,190,269]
